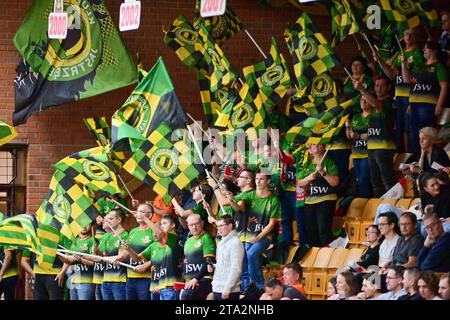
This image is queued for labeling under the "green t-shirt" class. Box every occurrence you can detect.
[233,190,256,240]
[297,156,339,204]
[143,238,183,291]
[367,99,396,150]
[237,191,282,242]
[410,61,448,105]
[98,230,129,283]
[393,47,424,97]
[0,245,18,279]
[183,232,216,281]
[124,227,155,279]
[70,236,96,284]
[97,197,128,216]
[350,112,371,159]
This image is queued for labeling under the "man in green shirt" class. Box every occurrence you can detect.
[180,214,216,300]
[354,75,396,197]
[231,171,281,291]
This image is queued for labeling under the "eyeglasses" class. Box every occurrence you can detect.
[187,222,202,227]
[378,222,391,226]
[424,220,441,231]
[217,224,229,228]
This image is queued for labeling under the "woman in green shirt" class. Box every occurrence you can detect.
[297,144,339,247]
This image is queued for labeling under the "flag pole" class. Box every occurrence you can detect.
[360,31,384,71]
[57,248,136,270]
[109,198,136,216]
[186,125,228,217]
[117,174,135,201]
[394,34,404,57]
[344,67,353,78]
[244,30,267,59]
[187,113,211,139]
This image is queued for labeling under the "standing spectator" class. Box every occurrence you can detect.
[438,272,450,300]
[234,171,281,291]
[354,75,396,197]
[335,271,361,300]
[297,143,339,247]
[402,41,449,155]
[439,11,449,65]
[212,215,244,300]
[377,212,401,273]
[346,96,373,198]
[180,214,216,300]
[376,266,407,300]
[399,268,423,300]
[342,56,374,111]
[390,212,424,268]
[415,212,450,272]
[0,245,18,300]
[418,271,442,300]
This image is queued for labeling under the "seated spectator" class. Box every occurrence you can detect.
[390,212,424,268]
[399,268,423,300]
[415,212,450,272]
[335,271,361,300]
[326,276,339,300]
[377,212,401,273]
[260,278,307,300]
[349,225,381,271]
[418,271,442,300]
[282,263,306,297]
[418,172,450,235]
[376,266,407,300]
[356,274,382,300]
[438,272,450,300]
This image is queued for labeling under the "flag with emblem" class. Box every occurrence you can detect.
[380,0,439,33]
[326,0,360,47]
[164,15,205,69]
[196,23,236,93]
[53,147,121,197]
[193,0,245,46]
[36,171,100,241]
[241,37,292,111]
[12,0,137,126]
[0,121,17,147]
[284,12,341,89]
[123,122,203,205]
[111,57,188,152]
[83,117,126,169]
[285,98,353,145]
[293,72,340,115]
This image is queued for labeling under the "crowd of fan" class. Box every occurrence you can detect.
[1,11,450,301]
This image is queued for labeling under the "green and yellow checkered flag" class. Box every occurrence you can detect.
[83,117,126,169]
[194,0,245,46]
[53,146,121,197]
[111,57,187,153]
[36,171,100,241]
[123,122,202,205]
[293,72,340,116]
[196,23,236,93]
[326,0,360,47]
[164,15,205,69]
[380,0,439,33]
[286,98,353,145]
[284,12,341,89]
[242,37,292,111]
[197,70,238,126]
[0,121,17,147]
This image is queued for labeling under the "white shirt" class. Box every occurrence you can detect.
[379,234,400,267]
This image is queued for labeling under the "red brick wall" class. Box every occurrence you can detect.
[0,0,445,213]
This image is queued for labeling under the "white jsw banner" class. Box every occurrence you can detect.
[200,0,226,18]
[48,12,68,39]
[119,0,141,32]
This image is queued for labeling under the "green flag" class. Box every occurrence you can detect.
[13,0,137,126]
[284,12,341,89]
[123,122,202,205]
[0,121,17,147]
[111,57,188,152]
[326,0,360,47]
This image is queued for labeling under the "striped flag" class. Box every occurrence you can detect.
[0,121,17,147]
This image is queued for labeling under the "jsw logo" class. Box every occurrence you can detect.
[94,263,105,271]
[185,263,202,273]
[105,263,120,271]
[310,186,329,194]
[152,267,167,280]
[354,140,367,147]
[74,264,89,272]
[413,83,433,92]
[368,128,381,136]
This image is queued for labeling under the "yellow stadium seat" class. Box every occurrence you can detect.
[361,198,383,221]
[308,248,335,298]
[300,247,320,271]
[394,153,413,171]
[292,221,299,243]
[345,198,369,221]
[343,247,366,268]
[395,198,413,210]
[286,245,300,264]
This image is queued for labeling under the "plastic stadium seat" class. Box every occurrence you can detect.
[344,198,369,221]
[343,248,366,268]
[361,198,383,220]
[395,198,413,210]
[308,248,335,299]
[394,153,413,171]
[300,247,320,291]
[326,248,349,289]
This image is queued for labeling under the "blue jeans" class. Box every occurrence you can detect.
[95,284,103,300]
[409,103,436,155]
[241,237,271,290]
[70,283,95,300]
[213,292,241,300]
[160,287,179,300]
[353,158,373,198]
[395,96,410,153]
[281,190,306,245]
[101,282,126,300]
[126,278,151,300]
